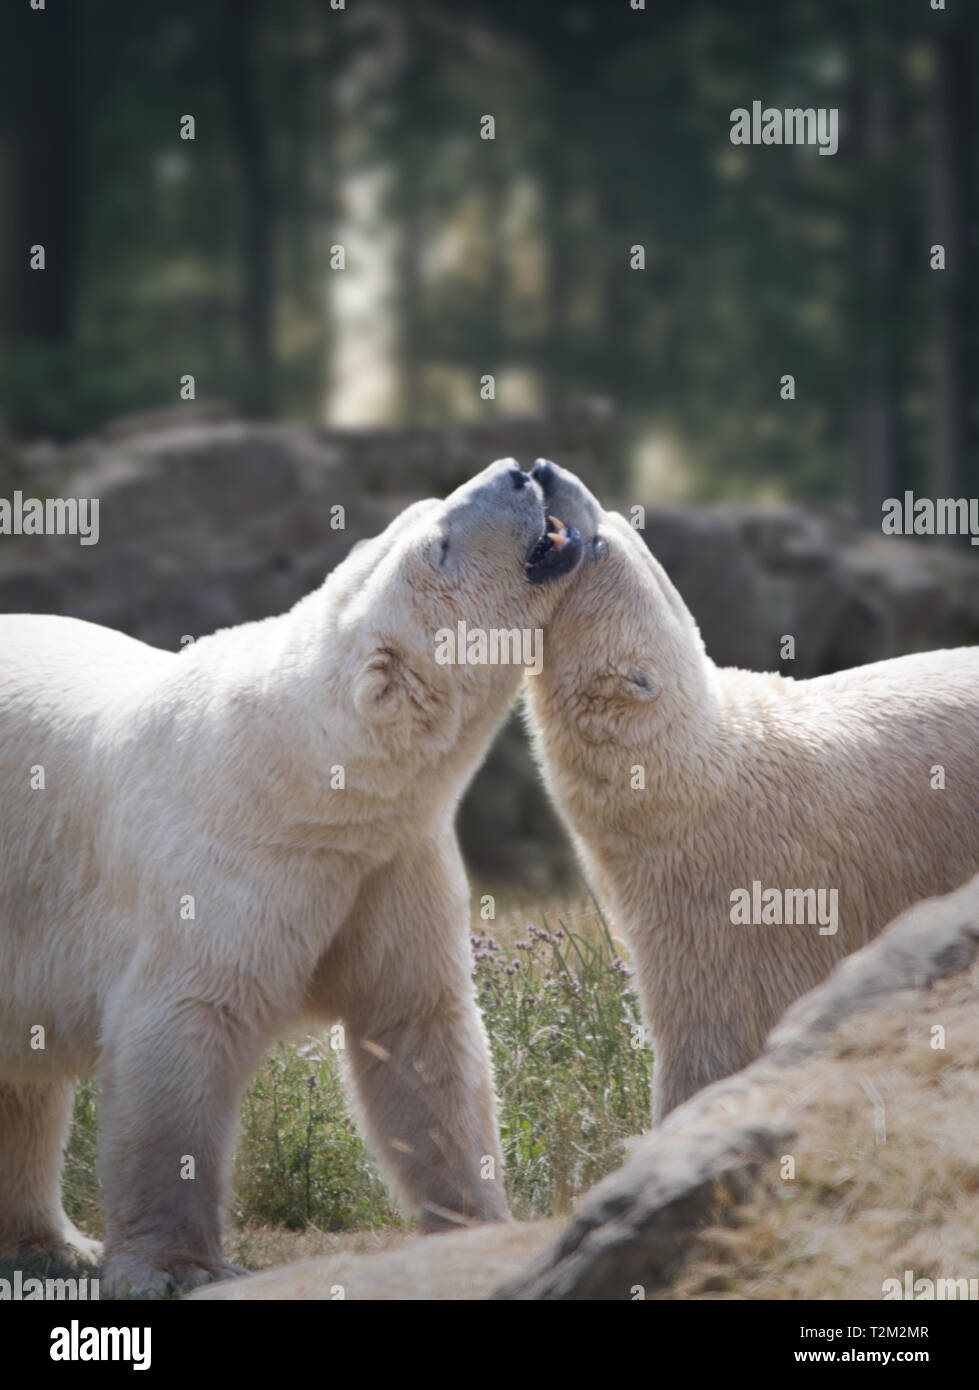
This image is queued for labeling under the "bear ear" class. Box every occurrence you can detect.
[618,665,659,699]
[577,663,660,723]
[353,646,462,745]
[354,647,408,724]
[604,662,661,704]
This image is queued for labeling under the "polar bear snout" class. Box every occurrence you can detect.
[440,458,583,587]
[497,461,584,585]
[530,459,557,494]
[530,459,605,562]
[523,512,583,584]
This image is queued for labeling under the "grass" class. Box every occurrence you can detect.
[43,894,650,1269]
[472,900,650,1218]
[232,1038,399,1233]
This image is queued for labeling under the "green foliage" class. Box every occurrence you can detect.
[233,1042,399,1232]
[3,0,974,504]
[473,903,651,1218]
[63,1079,103,1238]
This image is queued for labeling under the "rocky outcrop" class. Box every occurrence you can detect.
[191,1219,565,1302]
[643,505,979,677]
[496,874,979,1299]
[2,407,977,883]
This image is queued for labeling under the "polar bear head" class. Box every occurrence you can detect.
[522,459,713,750]
[313,458,585,763]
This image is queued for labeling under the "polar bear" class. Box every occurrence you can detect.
[522,459,979,1121]
[0,459,583,1296]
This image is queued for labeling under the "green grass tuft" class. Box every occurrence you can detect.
[474,900,651,1218]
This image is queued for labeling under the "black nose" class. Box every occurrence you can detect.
[531,459,556,494]
[508,466,529,489]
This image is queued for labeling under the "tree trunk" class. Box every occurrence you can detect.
[541,92,572,411]
[0,2,79,351]
[223,0,276,417]
[853,33,900,525]
[393,11,426,427]
[929,36,968,504]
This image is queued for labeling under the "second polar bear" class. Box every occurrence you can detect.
[523,460,979,1121]
[0,459,583,1296]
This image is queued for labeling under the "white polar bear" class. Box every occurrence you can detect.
[0,459,583,1296]
[522,460,979,1121]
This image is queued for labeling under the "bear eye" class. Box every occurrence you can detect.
[438,535,450,566]
[592,534,608,560]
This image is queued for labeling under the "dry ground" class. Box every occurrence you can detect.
[660,959,979,1300]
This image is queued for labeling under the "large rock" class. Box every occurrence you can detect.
[497,873,979,1299]
[192,1219,564,1302]
[644,503,979,678]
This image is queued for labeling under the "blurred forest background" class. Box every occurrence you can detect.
[1,0,976,513]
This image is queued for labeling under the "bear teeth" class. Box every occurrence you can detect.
[525,532,553,567]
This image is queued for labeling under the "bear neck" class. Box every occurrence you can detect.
[174,595,525,848]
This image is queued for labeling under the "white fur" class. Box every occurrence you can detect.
[0,460,573,1295]
[523,463,979,1121]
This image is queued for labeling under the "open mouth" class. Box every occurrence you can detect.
[524,513,583,585]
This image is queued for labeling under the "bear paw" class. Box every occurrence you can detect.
[5,1223,103,1268]
[102,1257,248,1300]
[57,1224,104,1267]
